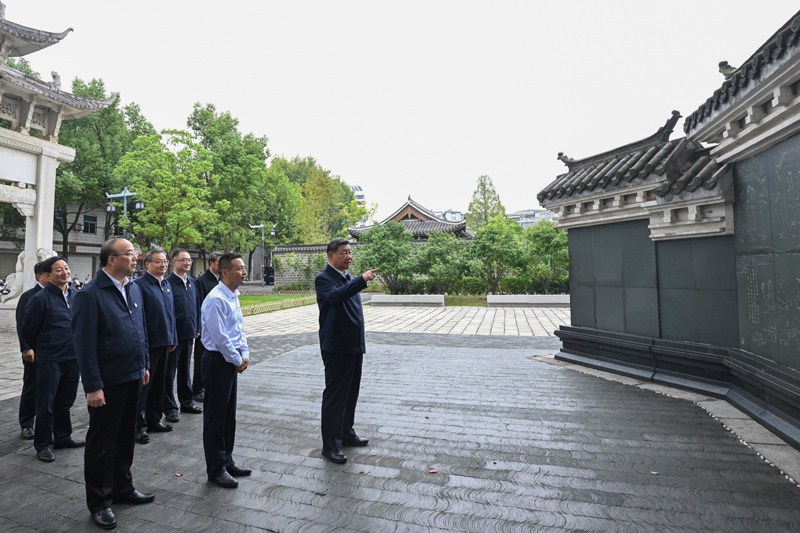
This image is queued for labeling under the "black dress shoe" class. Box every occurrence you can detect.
[37,449,55,462]
[21,427,34,440]
[209,471,238,488]
[54,437,85,449]
[164,412,180,423]
[135,432,150,444]
[149,421,173,433]
[193,391,204,403]
[321,448,347,464]
[180,404,202,414]
[92,508,117,530]
[226,464,252,477]
[113,489,155,505]
[342,436,369,447]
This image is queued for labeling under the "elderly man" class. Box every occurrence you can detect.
[15,260,48,440]
[315,239,378,464]
[23,256,83,462]
[73,237,153,530]
[193,251,221,403]
[201,253,251,488]
[134,247,178,444]
[164,248,202,421]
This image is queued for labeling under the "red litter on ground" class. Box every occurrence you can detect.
[428,467,438,473]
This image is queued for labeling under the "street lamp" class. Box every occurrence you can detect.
[106,186,143,238]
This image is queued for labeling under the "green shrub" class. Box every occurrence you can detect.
[453,277,487,295]
[498,276,529,294]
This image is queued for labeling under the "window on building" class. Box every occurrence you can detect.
[54,211,64,230]
[83,215,97,234]
[113,223,124,236]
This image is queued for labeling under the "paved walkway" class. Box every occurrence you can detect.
[2,305,800,532]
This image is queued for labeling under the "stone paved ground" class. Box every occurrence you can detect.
[1,306,800,532]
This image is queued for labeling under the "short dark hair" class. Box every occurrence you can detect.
[33,261,46,276]
[171,248,188,261]
[100,237,126,267]
[41,256,66,273]
[143,246,166,264]
[327,239,350,255]
[217,252,242,273]
[208,251,222,265]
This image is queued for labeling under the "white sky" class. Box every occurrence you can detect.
[7,1,800,221]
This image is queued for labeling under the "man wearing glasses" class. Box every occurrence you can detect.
[164,248,202,422]
[133,247,178,445]
[73,237,153,530]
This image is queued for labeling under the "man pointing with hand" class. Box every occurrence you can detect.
[315,238,379,464]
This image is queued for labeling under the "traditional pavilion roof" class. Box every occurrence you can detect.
[0,64,118,119]
[349,196,471,239]
[538,111,722,205]
[0,9,73,58]
[684,10,800,137]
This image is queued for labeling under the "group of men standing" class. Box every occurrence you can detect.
[14,236,377,530]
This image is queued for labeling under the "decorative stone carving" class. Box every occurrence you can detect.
[0,183,35,216]
[31,110,45,128]
[1,251,24,303]
[49,71,61,92]
[0,99,17,119]
[0,2,5,21]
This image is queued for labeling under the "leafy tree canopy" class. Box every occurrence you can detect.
[466,175,505,232]
[358,221,414,294]
[468,215,522,293]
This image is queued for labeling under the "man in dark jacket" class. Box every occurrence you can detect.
[73,237,153,530]
[15,261,48,440]
[315,239,378,464]
[164,248,202,421]
[134,246,178,443]
[23,256,83,462]
[192,251,221,403]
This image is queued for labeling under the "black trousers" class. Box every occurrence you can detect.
[193,337,205,395]
[19,355,36,429]
[164,339,194,414]
[84,379,141,513]
[202,350,238,478]
[320,351,362,450]
[34,359,80,452]
[137,346,169,431]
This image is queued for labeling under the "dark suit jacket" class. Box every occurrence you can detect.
[315,264,367,355]
[134,272,178,348]
[72,269,149,393]
[167,272,198,342]
[22,283,76,363]
[15,284,42,352]
[195,270,219,335]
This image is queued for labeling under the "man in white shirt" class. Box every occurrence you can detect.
[200,252,251,488]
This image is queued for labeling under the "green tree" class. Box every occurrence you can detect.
[114,131,215,250]
[466,175,506,232]
[468,215,522,294]
[358,221,414,294]
[54,78,133,259]
[414,231,473,294]
[298,168,366,243]
[520,219,568,294]
[269,155,319,186]
[2,57,39,77]
[188,103,271,253]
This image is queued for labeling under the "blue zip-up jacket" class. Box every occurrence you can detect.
[22,283,76,363]
[167,272,199,342]
[72,270,149,393]
[315,264,367,355]
[16,284,42,352]
[134,271,178,348]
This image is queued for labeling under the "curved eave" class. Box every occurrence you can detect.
[0,66,118,118]
[0,20,73,56]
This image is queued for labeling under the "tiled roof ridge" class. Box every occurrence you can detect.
[349,218,468,237]
[0,18,73,45]
[0,64,118,110]
[684,10,800,134]
[558,110,681,171]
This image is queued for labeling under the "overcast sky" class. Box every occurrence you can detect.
[7,1,799,221]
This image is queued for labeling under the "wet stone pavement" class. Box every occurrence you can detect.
[1,315,800,531]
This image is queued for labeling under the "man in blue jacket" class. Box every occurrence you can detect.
[73,237,153,530]
[134,246,178,444]
[164,248,202,421]
[315,239,378,464]
[15,260,48,440]
[23,256,83,462]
